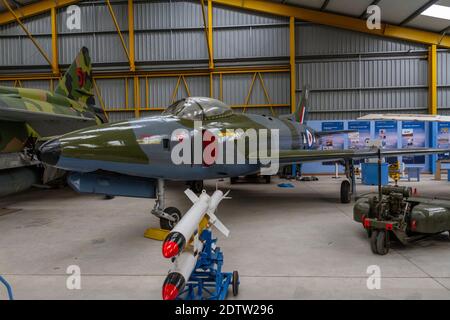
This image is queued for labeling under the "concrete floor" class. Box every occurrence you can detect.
[1,175,450,300]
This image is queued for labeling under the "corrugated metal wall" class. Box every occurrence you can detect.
[0,1,447,121]
[296,24,431,120]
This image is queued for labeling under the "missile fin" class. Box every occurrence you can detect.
[207,212,230,237]
[184,188,199,203]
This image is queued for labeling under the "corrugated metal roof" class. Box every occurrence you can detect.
[272,0,450,34]
[0,0,41,13]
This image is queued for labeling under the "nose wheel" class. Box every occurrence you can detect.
[159,207,182,230]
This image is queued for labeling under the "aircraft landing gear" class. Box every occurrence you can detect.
[341,159,356,204]
[151,179,182,230]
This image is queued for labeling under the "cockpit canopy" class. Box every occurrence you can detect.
[162,97,233,120]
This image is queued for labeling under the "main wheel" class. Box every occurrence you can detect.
[376,230,390,255]
[188,180,204,194]
[232,270,239,296]
[159,207,182,230]
[340,180,351,204]
[230,177,238,184]
[370,230,379,254]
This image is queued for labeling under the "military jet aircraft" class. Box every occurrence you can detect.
[0,47,107,197]
[37,89,449,229]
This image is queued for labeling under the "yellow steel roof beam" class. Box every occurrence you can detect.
[0,0,81,25]
[212,0,450,48]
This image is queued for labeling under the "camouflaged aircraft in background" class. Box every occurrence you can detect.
[0,47,107,197]
[38,88,450,230]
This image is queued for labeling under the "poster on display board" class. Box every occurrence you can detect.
[348,121,371,149]
[401,121,425,164]
[348,121,371,165]
[375,121,398,164]
[437,122,450,160]
[320,122,344,165]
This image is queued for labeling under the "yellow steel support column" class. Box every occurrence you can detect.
[134,76,140,118]
[128,0,136,72]
[208,0,214,70]
[289,16,296,113]
[51,7,59,75]
[2,0,54,69]
[429,44,437,115]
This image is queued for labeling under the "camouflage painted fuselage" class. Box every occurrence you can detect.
[40,112,319,181]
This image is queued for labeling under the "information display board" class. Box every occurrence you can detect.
[401,121,425,164]
[375,121,398,164]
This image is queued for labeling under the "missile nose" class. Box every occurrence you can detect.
[162,241,179,258]
[38,139,61,166]
[162,272,185,300]
[162,284,179,300]
[162,232,186,259]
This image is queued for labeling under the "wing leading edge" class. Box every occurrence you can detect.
[251,148,450,165]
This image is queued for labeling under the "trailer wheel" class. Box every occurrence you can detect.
[340,180,351,203]
[159,207,182,230]
[370,230,379,254]
[232,270,239,296]
[376,230,390,255]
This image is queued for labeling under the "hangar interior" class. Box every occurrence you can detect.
[1,0,450,300]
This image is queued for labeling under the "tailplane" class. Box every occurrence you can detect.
[55,47,95,106]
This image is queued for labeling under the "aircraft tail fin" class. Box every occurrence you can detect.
[55,47,95,106]
[292,86,309,124]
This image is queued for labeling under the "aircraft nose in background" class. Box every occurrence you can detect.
[38,139,61,166]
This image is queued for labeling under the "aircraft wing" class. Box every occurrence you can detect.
[252,148,450,165]
[0,95,97,137]
[358,113,450,122]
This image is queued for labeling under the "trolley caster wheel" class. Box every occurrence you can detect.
[340,180,351,204]
[370,230,390,255]
[370,230,379,254]
[232,270,239,296]
[188,180,204,194]
[159,207,182,230]
[376,230,390,255]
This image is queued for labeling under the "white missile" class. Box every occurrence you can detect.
[162,242,204,300]
[162,189,229,259]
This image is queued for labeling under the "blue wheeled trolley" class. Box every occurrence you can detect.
[0,276,13,300]
[177,228,239,300]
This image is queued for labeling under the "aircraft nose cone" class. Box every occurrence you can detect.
[38,139,61,166]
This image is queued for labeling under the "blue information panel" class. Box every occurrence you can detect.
[437,122,450,160]
[348,121,371,165]
[402,121,425,164]
[348,121,371,149]
[321,122,344,165]
[375,121,398,164]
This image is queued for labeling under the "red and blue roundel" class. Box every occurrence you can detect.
[306,129,314,148]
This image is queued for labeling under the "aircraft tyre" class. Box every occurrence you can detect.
[340,180,351,203]
[160,207,182,230]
